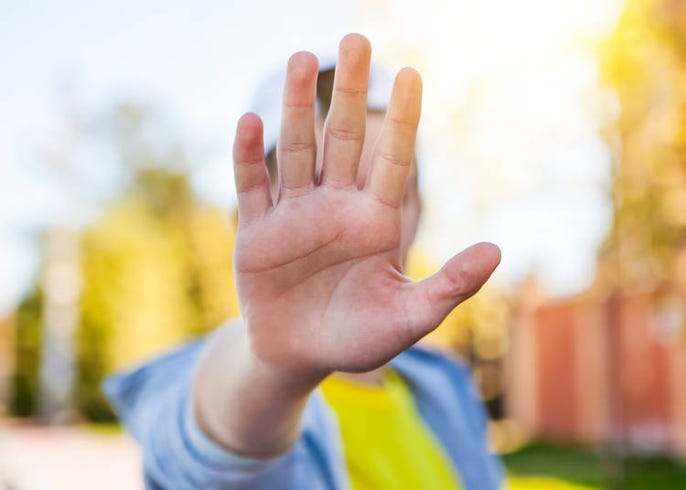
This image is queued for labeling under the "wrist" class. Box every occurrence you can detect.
[243,319,331,396]
[191,321,325,457]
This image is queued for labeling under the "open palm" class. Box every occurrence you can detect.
[232,35,500,378]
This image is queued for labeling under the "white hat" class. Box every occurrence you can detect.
[250,54,395,154]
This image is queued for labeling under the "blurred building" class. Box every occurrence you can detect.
[40,226,82,421]
[507,276,686,461]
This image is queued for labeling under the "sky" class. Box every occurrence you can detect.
[0,0,625,316]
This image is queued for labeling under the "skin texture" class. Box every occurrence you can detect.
[191,33,501,458]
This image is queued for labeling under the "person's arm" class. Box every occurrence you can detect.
[103,330,344,489]
[191,33,500,459]
[191,320,316,458]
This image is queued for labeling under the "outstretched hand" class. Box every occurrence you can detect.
[232,34,500,381]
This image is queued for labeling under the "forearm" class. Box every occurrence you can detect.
[191,321,324,458]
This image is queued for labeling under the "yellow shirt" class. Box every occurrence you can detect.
[320,369,463,490]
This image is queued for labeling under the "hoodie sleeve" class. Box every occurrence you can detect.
[102,335,347,490]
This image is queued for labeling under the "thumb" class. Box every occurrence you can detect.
[405,242,501,339]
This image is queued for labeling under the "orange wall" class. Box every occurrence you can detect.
[508,289,686,459]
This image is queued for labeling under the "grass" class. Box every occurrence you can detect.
[78,420,125,435]
[503,442,686,489]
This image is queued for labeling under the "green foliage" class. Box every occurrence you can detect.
[11,288,43,416]
[600,0,686,287]
[9,102,240,421]
[76,300,116,421]
[75,167,237,419]
[71,104,239,420]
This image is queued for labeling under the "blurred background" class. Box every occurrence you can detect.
[2,0,686,488]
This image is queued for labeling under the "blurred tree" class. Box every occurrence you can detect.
[601,0,686,289]
[75,105,240,420]
[10,102,240,421]
[11,288,43,416]
[78,169,239,419]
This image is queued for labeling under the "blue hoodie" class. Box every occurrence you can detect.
[104,325,503,490]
